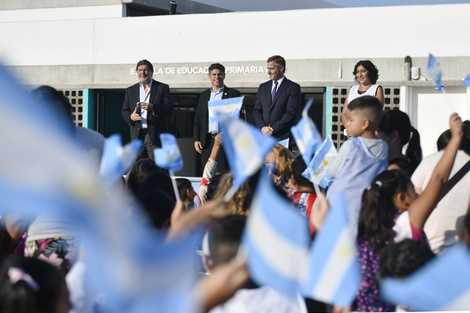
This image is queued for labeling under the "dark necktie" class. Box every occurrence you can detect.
[271,81,278,102]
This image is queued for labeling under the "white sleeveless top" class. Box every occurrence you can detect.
[347,84,380,104]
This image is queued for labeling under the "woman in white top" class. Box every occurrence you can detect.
[342,60,384,135]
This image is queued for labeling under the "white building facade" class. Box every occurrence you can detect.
[1,1,469,174]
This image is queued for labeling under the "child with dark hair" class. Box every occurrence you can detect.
[176,178,197,211]
[126,158,166,197]
[327,95,388,233]
[377,109,422,173]
[0,256,71,313]
[202,216,307,313]
[378,239,435,311]
[387,157,413,178]
[436,129,452,151]
[176,133,224,211]
[353,113,463,311]
[378,239,435,282]
[289,155,317,234]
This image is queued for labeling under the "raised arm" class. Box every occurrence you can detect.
[408,113,463,230]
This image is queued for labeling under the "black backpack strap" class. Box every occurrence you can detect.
[438,159,470,201]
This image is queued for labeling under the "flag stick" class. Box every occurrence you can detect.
[223,185,238,204]
[308,167,322,196]
[442,88,457,113]
[169,170,181,203]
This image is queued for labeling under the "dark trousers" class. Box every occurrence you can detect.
[200,133,228,176]
[137,129,158,161]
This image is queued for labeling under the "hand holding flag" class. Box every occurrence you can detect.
[154,133,183,175]
[218,114,276,201]
[291,98,323,167]
[154,133,183,202]
[100,134,142,187]
[302,137,337,189]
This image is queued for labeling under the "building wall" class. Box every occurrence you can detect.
[1,4,469,155]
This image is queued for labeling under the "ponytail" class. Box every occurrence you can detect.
[358,170,410,254]
[406,126,422,173]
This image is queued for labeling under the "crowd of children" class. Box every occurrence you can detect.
[1,73,470,313]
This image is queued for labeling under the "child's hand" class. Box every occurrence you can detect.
[310,193,329,231]
[214,133,223,147]
[449,113,463,138]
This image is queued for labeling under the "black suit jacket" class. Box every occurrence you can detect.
[193,86,241,147]
[121,79,174,147]
[252,77,301,141]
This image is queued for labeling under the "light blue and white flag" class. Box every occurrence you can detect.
[381,244,470,311]
[301,192,360,306]
[291,99,323,166]
[218,114,276,190]
[302,137,337,189]
[100,134,142,187]
[154,133,183,175]
[0,64,198,313]
[278,138,289,148]
[464,74,470,87]
[208,96,244,133]
[427,54,444,92]
[241,170,310,300]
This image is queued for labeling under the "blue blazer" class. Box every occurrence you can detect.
[252,77,301,141]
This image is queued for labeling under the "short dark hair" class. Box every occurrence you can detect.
[348,95,383,126]
[0,256,66,313]
[267,55,286,71]
[126,159,164,196]
[136,59,154,73]
[208,215,247,268]
[378,109,422,172]
[292,155,313,188]
[208,63,225,74]
[378,239,435,281]
[353,60,379,84]
[30,86,75,133]
[461,120,470,155]
[436,129,452,151]
[138,189,175,230]
[176,178,193,202]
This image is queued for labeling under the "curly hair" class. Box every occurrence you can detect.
[353,60,379,84]
[265,144,294,185]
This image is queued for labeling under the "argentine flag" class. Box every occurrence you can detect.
[154,133,183,175]
[427,54,444,92]
[208,96,244,133]
[302,137,337,189]
[218,114,276,190]
[100,134,142,187]
[381,244,470,311]
[0,64,198,313]
[464,74,470,87]
[291,99,323,167]
[241,170,310,300]
[300,192,360,306]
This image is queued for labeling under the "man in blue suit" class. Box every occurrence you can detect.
[253,55,301,147]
